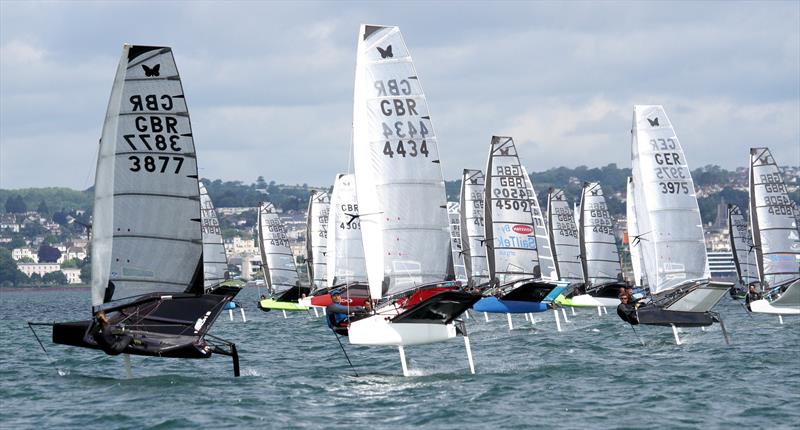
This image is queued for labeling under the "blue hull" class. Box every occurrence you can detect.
[472,297,548,313]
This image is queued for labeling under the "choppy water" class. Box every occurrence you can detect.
[1,287,798,429]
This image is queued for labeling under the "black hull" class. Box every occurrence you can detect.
[499,280,556,303]
[392,291,481,325]
[635,306,715,327]
[52,292,233,359]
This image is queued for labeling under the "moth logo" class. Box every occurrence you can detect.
[142,64,160,77]
[469,178,478,185]
[647,117,659,127]
[590,188,600,196]
[377,45,393,59]
[512,224,533,235]
[498,147,511,156]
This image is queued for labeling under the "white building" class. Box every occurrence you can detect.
[61,268,83,284]
[240,253,263,281]
[18,262,60,277]
[12,247,38,262]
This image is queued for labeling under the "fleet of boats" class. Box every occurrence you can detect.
[33,25,799,378]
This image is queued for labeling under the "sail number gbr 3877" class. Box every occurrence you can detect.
[124,94,185,174]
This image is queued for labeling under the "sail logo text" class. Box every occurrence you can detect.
[512,225,533,234]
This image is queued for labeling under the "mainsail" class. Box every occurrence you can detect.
[352,24,449,300]
[484,136,540,284]
[523,166,557,281]
[631,105,709,295]
[306,191,330,290]
[626,176,646,287]
[579,182,622,288]
[326,174,367,287]
[91,45,204,307]
[728,204,758,286]
[748,147,800,286]
[200,182,228,290]
[546,188,583,284]
[257,202,299,295]
[459,169,490,286]
[447,202,468,282]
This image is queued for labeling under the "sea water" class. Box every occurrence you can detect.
[1,288,798,429]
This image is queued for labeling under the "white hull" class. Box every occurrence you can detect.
[348,314,458,346]
[570,294,619,307]
[749,299,800,315]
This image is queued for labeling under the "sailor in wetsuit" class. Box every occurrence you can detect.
[616,294,640,325]
[91,311,132,355]
[744,284,763,312]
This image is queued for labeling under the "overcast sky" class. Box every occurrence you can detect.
[1,1,798,190]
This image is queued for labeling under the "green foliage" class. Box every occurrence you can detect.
[80,264,91,284]
[0,248,26,285]
[4,195,27,213]
[16,256,34,263]
[42,271,68,285]
[61,258,82,268]
[37,245,61,263]
[37,200,50,216]
[0,188,92,214]
[0,236,26,251]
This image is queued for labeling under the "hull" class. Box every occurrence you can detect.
[663,282,731,313]
[473,296,548,313]
[770,279,800,308]
[348,314,457,346]
[635,306,716,327]
[568,294,620,308]
[258,299,309,312]
[52,292,232,358]
[618,282,730,327]
[749,299,800,315]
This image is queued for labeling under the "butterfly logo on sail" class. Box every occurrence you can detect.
[647,117,659,127]
[376,45,393,59]
[142,64,161,77]
[498,147,511,156]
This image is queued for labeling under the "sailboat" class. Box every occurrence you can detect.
[727,204,758,299]
[347,24,480,376]
[447,202,468,283]
[746,147,800,316]
[200,182,245,321]
[545,188,583,285]
[49,44,239,375]
[459,169,491,288]
[300,191,330,309]
[256,202,309,312]
[622,105,731,343]
[569,182,626,308]
[310,174,370,308]
[472,136,567,317]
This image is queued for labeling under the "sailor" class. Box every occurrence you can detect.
[745,284,762,311]
[91,311,132,355]
[326,293,351,331]
[616,294,640,325]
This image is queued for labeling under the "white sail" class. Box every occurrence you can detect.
[631,105,709,295]
[459,169,491,286]
[484,136,540,283]
[547,188,583,284]
[257,202,299,295]
[92,45,203,307]
[306,191,330,290]
[447,202,468,282]
[748,147,800,286]
[626,177,646,287]
[579,182,622,287]
[522,166,557,281]
[352,24,449,300]
[728,204,758,286]
[326,174,368,287]
[200,182,228,290]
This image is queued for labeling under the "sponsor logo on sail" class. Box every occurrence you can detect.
[512,224,533,235]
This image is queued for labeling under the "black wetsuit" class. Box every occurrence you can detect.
[616,302,639,325]
[91,323,132,355]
